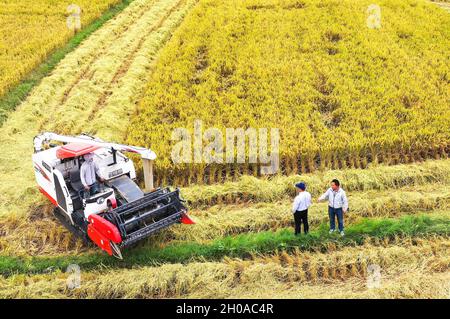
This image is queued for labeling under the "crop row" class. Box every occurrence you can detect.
[0,214,448,276]
[1,236,448,298]
[0,0,123,99]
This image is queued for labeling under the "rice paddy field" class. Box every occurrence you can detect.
[0,0,449,299]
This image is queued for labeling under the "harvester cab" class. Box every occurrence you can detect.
[32,132,194,259]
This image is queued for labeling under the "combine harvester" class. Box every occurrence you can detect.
[32,132,194,259]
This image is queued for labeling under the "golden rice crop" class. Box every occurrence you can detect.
[1,236,447,298]
[0,0,448,300]
[0,0,122,97]
[126,0,450,185]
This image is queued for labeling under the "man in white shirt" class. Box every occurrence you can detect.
[80,153,104,198]
[318,179,348,236]
[292,182,312,235]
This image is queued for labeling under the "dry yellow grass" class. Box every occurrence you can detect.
[1,236,447,298]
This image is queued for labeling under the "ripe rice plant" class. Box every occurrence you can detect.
[154,185,450,243]
[432,1,450,13]
[182,159,450,208]
[126,0,450,185]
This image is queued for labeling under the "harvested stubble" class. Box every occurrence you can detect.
[0,236,448,298]
[0,214,448,276]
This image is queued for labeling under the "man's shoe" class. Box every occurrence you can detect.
[340,231,345,236]
[329,229,335,234]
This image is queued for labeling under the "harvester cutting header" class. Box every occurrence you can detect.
[32,132,194,259]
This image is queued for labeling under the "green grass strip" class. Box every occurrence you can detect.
[0,0,135,126]
[0,214,448,276]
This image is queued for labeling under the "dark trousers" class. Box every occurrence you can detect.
[328,206,344,232]
[294,209,309,235]
[79,182,99,199]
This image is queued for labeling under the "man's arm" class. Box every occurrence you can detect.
[94,161,104,182]
[341,190,349,212]
[318,188,330,202]
[292,196,300,213]
[80,164,89,189]
[306,193,312,208]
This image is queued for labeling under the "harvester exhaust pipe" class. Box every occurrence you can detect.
[142,158,154,192]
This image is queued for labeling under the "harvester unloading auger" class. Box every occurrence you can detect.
[32,132,194,259]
